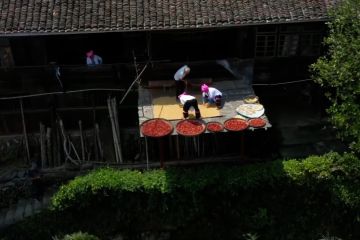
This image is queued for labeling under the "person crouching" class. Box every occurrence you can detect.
[178,92,201,119]
[201,84,223,109]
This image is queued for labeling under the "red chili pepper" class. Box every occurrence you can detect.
[176,120,205,136]
[141,119,173,137]
[224,119,248,131]
[248,118,266,128]
[207,122,224,132]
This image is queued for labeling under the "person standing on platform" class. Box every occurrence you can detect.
[174,65,190,101]
[178,92,201,119]
[86,50,103,66]
[201,84,223,109]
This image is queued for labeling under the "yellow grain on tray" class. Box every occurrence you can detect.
[152,96,221,120]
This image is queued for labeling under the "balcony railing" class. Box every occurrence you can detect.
[0,63,136,97]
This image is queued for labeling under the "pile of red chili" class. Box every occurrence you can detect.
[141,118,173,137]
[176,120,205,136]
[207,122,224,132]
[248,118,266,128]
[224,118,248,131]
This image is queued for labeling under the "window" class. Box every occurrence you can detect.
[256,25,277,34]
[278,34,299,57]
[300,33,322,56]
[255,35,276,57]
[0,38,14,67]
[0,47,14,67]
[279,25,301,33]
[255,24,324,58]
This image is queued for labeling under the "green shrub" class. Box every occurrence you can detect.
[2,152,360,240]
[52,152,360,211]
[54,232,100,240]
[63,232,99,240]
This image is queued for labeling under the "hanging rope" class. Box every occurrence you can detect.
[252,79,312,86]
[0,88,129,100]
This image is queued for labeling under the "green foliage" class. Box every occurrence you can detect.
[319,233,343,240]
[3,153,360,240]
[51,162,288,211]
[53,232,100,240]
[311,0,360,152]
[242,233,260,240]
[52,152,360,212]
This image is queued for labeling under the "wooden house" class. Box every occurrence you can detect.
[0,0,337,167]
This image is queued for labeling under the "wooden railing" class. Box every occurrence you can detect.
[0,63,137,97]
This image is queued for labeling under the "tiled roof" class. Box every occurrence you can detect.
[0,0,337,35]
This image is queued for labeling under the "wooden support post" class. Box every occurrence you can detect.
[158,138,165,169]
[55,121,62,166]
[51,96,59,166]
[192,137,197,158]
[145,137,149,170]
[59,119,80,165]
[46,127,52,167]
[79,120,85,163]
[95,123,104,161]
[168,135,173,159]
[0,114,9,134]
[107,97,120,163]
[240,132,245,160]
[202,134,206,157]
[92,96,99,162]
[213,133,217,156]
[112,98,123,163]
[197,136,200,158]
[20,99,30,164]
[184,137,188,159]
[40,123,46,168]
[108,98,117,162]
[176,135,180,160]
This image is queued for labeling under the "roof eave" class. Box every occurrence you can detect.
[0,18,329,38]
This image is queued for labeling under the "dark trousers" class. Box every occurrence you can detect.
[183,99,201,119]
[214,95,222,107]
[203,95,222,107]
[175,80,186,100]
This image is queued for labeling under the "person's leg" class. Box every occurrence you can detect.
[192,99,201,119]
[215,95,222,108]
[183,100,190,118]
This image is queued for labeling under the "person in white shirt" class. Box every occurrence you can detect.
[174,65,190,101]
[201,84,223,109]
[86,50,103,66]
[178,92,201,119]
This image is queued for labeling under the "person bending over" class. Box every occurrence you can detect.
[201,84,223,109]
[178,92,201,119]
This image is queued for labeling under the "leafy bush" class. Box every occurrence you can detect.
[53,232,100,240]
[52,152,360,211]
[63,232,100,240]
[2,152,360,240]
[311,0,360,152]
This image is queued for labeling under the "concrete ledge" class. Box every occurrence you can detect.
[147,78,212,88]
[148,80,174,88]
